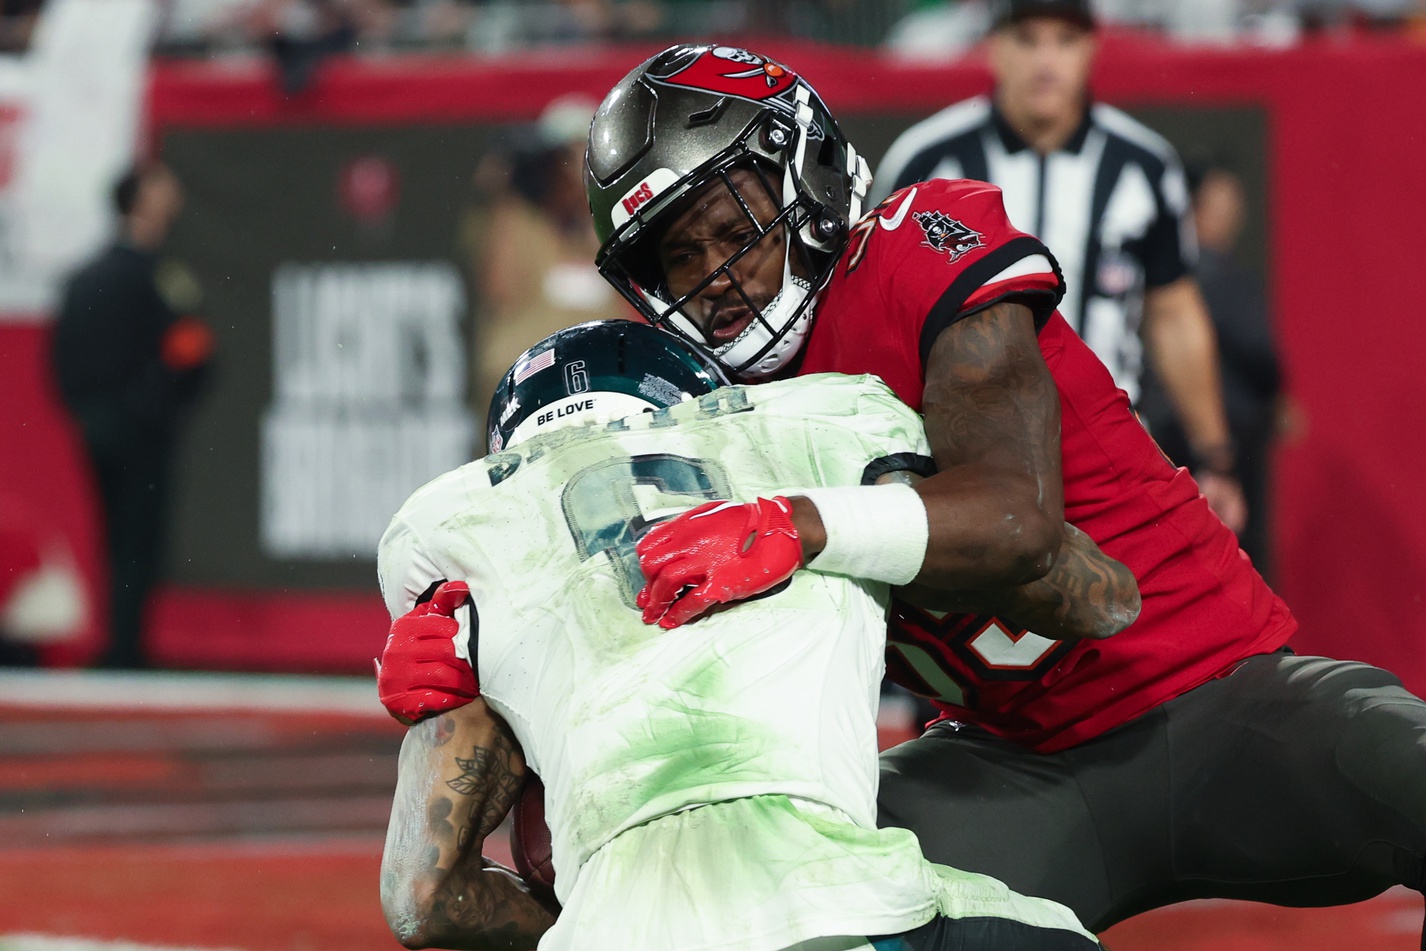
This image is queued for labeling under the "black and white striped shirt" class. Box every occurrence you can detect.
[874,97,1196,402]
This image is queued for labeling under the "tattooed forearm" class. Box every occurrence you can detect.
[381,702,556,950]
[915,301,1064,587]
[420,860,559,949]
[447,737,525,838]
[897,523,1141,640]
[991,523,1140,639]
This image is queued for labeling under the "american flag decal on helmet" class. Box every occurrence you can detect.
[514,349,556,385]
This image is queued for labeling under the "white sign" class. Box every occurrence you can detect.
[261,262,477,559]
[0,0,157,317]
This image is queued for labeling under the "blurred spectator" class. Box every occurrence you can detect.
[149,0,1426,54]
[247,0,360,94]
[885,0,993,59]
[463,94,630,417]
[0,0,43,54]
[159,0,470,56]
[875,0,1247,534]
[1297,0,1417,30]
[464,0,667,52]
[157,0,251,53]
[158,0,924,56]
[50,163,215,670]
[1141,163,1286,579]
[398,0,474,49]
[805,0,916,45]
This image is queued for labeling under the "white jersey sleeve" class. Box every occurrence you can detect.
[377,510,447,620]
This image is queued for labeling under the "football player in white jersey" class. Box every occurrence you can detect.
[376,321,1124,951]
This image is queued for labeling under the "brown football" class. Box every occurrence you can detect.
[511,773,557,901]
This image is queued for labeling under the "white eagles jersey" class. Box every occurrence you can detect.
[378,373,1093,951]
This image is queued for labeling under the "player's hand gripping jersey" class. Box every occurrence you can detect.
[799,179,1297,752]
[378,374,1092,951]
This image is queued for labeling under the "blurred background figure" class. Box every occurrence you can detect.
[884,0,995,58]
[0,0,44,54]
[249,0,360,94]
[875,0,1247,534]
[49,162,215,670]
[463,93,631,417]
[145,0,1426,57]
[1141,162,1290,581]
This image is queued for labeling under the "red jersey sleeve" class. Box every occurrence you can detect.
[801,180,1296,753]
[802,179,1067,409]
[874,180,1063,363]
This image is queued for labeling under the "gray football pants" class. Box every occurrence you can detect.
[878,653,1426,940]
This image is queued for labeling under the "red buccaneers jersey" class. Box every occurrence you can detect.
[798,179,1297,753]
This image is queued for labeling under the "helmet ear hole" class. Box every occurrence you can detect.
[761,116,794,153]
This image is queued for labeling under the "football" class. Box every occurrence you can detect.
[511,773,557,901]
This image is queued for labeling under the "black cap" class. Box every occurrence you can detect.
[993,0,1096,29]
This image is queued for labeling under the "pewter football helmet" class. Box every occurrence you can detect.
[586,44,872,379]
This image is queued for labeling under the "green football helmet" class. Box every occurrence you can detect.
[487,320,729,453]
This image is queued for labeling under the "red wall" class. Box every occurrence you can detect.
[4,36,1424,681]
[0,320,106,667]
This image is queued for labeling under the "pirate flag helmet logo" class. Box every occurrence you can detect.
[654,46,799,104]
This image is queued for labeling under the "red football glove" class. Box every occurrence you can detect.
[635,497,802,630]
[376,580,478,725]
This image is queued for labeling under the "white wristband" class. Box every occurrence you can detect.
[800,483,929,586]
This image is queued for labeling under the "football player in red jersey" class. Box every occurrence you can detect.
[586,44,1426,937]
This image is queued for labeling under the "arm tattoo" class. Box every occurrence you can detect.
[449,757,484,795]
[381,705,557,950]
[991,524,1141,639]
[923,302,1061,480]
[916,302,1065,587]
[442,730,525,850]
[897,523,1141,640]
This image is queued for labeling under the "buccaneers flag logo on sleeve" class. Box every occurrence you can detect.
[655,47,799,103]
[913,210,984,263]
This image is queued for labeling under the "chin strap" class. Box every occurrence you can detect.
[736,275,813,378]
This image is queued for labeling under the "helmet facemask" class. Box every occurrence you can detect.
[592,71,872,380]
[614,161,820,379]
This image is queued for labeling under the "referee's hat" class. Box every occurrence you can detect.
[993,0,1096,29]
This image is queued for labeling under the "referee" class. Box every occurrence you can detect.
[875,0,1246,532]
